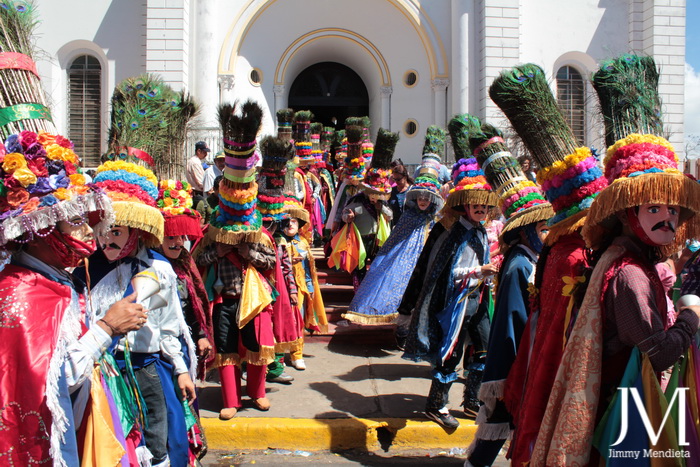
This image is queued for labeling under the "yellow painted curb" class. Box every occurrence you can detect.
[202,418,477,451]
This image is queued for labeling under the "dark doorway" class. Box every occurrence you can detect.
[288,62,369,129]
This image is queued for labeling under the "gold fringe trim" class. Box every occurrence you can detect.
[213,352,241,369]
[445,189,498,209]
[112,201,164,246]
[284,206,310,224]
[245,345,276,366]
[274,337,304,353]
[498,203,554,243]
[544,210,588,246]
[207,225,274,248]
[582,173,700,255]
[341,311,398,325]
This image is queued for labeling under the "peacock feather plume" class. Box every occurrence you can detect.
[592,54,664,146]
[489,64,577,167]
[422,125,446,157]
[371,128,399,170]
[447,114,482,160]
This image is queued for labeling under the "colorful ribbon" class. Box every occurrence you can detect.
[0,103,52,128]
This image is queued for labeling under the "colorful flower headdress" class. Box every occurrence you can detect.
[310,122,324,166]
[0,130,113,246]
[490,63,608,243]
[361,128,398,198]
[257,136,294,222]
[470,121,553,242]
[93,160,164,247]
[444,115,497,210]
[208,101,270,247]
[581,55,700,256]
[157,179,202,239]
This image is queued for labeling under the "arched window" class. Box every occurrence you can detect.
[556,65,585,145]
[68,55,101,167]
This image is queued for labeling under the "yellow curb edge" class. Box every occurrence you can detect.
[202,417,477,451]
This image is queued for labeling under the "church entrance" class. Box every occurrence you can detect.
[288,62,369,130]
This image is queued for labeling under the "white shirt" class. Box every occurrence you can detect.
[90,247,193,375]
[452,217,487,289]
[186,155,205,192]
[203,164,223,193]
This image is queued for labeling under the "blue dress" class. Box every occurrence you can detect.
[343,206,434,324]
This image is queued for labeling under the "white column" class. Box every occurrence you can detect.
[451,0,471,113]
[193,0,219,126]
[218,75,235,105]
[380,86,392,130]
[273,85,286,116]
[431,78,449,127]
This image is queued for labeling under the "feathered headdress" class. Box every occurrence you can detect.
[344,124,366,181]
[581,55,700,256]
[362,128,398,198]
[208,101,270,246]
[293,110,314,165]
[469,121,553,244]
[311,122,324,166]
[444,114,497,210]
[490,63,608,244]
[106,73,198,176]
[257,135,295,222]
[406,126,445,210]
[276,108,294,143]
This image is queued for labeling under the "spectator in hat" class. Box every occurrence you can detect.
[204,150,226,194]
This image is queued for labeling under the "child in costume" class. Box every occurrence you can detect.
[487,63,610,467]
[81,160,197,467]
[327,119,366,234]
[400,125,498,428]
[196,101,277,419]
[532,56,700,464]
[340,127,396,289]
[464,121,553,467]
[257,135,304,384]
[344,126,445,325]
[277,197,327,370]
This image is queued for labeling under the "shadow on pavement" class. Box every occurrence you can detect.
[310,381,425,419]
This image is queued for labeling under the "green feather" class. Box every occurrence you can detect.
[372,128,399,170]
[489,63,578,167]
[421,125,446,157]
[447,114,482,160]
[592,54,665,146]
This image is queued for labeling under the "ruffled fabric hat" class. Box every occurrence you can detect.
[208,101,269,246]
[469,121,553,243]
[444,115,497,210]
[490,64,608,243]
[361,128,398,199]
[157,179,202,239]
[405,167,444,212]
[93,160,164,247]
[257,135,295,222]
[0,130,113,246]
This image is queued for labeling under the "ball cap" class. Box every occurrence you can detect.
[195,141,210,152]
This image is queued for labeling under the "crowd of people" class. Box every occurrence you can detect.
[2,46,700,467]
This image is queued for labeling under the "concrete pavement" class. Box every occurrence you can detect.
[197,329,478,453]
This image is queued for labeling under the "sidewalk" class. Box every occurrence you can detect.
[198,329,478,453]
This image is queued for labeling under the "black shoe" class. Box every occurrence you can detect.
[425,409,460,428]
[266,373,294,384]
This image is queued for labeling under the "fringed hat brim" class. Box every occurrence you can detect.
[544,210,588,246]
[206,225,273,248]
[446,189,498,210]
[361,184,391,200]
[164,215,203,240]
[499,203,554,244]
[112,201,164,247]
[284,206,310,224]
[582,172,700,255]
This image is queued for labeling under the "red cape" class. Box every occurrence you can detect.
[0,264,72,464]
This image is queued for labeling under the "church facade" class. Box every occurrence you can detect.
[33,0,686,167]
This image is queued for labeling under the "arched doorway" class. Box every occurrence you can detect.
[288,62,369,129]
